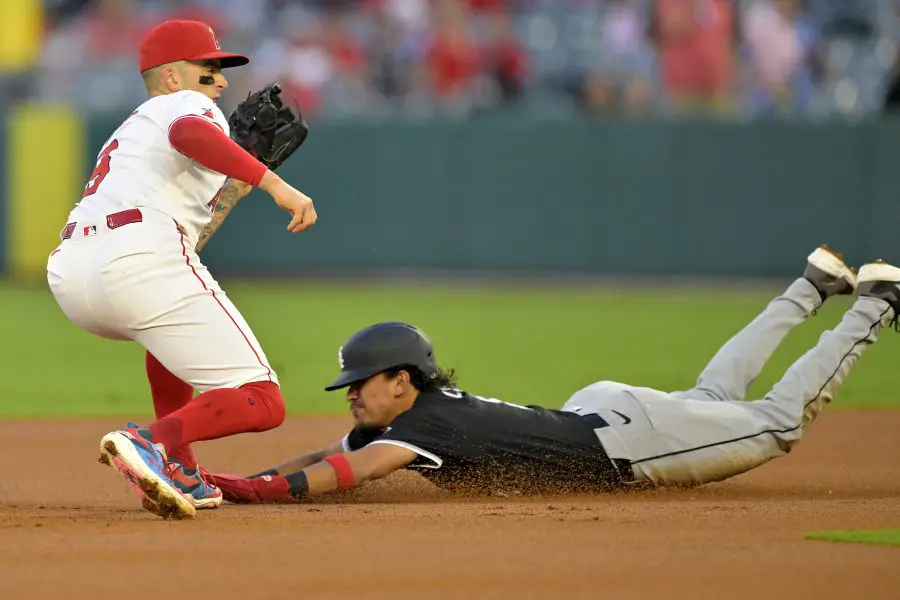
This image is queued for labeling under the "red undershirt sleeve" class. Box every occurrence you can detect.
[168,116,267,187]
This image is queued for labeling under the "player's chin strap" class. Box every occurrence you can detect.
[198,75,215,85]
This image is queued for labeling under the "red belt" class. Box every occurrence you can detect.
[61,208,143,240]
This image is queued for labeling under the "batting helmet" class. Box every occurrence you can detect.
[324,322,437,391]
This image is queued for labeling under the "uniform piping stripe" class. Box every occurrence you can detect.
[628,305,891,466]
[178,227,273,383]
[369,440,443,468]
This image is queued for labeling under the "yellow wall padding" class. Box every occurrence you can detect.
[9,105,83,281]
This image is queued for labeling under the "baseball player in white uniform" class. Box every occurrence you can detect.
[46,19,316,519]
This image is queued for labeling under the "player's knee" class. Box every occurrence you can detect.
[241,381,286,431]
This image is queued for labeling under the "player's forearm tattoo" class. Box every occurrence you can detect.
[196,179,252,252]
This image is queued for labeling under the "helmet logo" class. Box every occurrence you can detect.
[208,26,221,50]
[338,347,345,368]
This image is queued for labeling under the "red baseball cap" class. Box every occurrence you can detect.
[139,20,249,72]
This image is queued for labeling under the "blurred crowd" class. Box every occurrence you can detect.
[5,0,900,120]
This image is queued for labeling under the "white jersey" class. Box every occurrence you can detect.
[67,90,230,244]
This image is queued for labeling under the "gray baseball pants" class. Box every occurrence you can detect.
[562,278,894,486]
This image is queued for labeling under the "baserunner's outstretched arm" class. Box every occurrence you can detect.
[208,443,417,503]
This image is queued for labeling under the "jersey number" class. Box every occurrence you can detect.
[82,139,119,198]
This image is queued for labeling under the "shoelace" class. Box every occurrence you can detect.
[890,312,900,333]
[164,461,182,481]
[197,465,218,489]
[166,462,217,490]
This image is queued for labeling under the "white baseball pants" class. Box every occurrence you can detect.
[47,206,278,392]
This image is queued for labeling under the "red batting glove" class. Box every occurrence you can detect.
[205,472,292,504]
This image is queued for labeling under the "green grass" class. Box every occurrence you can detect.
[806,529,900,547]
[4,278,899,418]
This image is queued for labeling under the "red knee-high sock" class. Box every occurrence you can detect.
[146,352,197,468]
[148,381,286,454]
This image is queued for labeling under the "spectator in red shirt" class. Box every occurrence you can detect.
[469,0,506,11]
[653,0,736,115]
[479,7,528,104]
[426,0,481,109]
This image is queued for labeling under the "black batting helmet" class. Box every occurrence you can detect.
[324,322,438,392]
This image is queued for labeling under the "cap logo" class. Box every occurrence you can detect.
[208,26,221,50]
[338,347,345,369]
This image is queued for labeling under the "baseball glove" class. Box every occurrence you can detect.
[228,83,309,171]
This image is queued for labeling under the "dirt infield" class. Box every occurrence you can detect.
[1,412,898,599]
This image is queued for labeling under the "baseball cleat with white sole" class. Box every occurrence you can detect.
[140,463,223,515]
[98,424,196,520]
[857,259,900,314]
[166,460,223,510]
[804,245,857,300]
